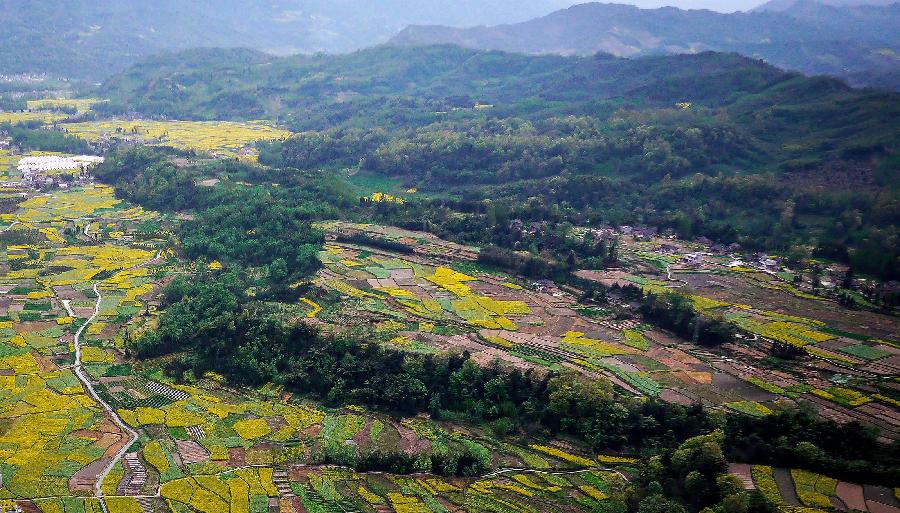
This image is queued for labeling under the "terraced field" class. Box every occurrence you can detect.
[729,463,900,513]
[0,147,896,513]
[310,222,900,443]
[0,176,174,510]
[611,235,900,442]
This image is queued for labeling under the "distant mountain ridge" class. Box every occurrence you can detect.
[0,0,577,81]
[754,0,898,11]
[389,1,900,90]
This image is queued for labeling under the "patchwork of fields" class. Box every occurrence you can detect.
[729,463,900,513]
[61,121,289,161]
[1,110,898,512]
[0,173,172,509]
[2,99,289,161]
[0,155,639,513]
[310,222,900,444]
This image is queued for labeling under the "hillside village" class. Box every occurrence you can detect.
[7,155,102,189]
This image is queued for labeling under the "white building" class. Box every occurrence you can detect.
[16,155,104,173]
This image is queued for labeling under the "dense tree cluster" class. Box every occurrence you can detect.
[639,293,735,346]
[1,122,92,154]
[260,105,898,281]
[634,431,774,513]
[97,147,340,281]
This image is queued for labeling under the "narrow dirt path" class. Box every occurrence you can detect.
[71,283,139,513]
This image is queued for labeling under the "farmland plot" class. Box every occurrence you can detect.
[0,181,172,506]
[62,120,290,160]
[312,222,900,442]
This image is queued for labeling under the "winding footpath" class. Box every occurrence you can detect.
[68,244,166,511]
[71,283,139,513]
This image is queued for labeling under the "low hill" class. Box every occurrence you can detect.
[93,45,900,280]
[98,46,900,158]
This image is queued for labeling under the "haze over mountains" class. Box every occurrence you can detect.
[3,0,900,90]
[390,1,900,90]
[0,0,577,80]
[754,0,897,9]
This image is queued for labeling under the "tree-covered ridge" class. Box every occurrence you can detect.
[92,45,900,280]
[261,111,898,281]
[97,46,900,166]
[95,47,811,125]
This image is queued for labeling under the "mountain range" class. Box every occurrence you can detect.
[0,0,576,81]
[389,1,900,90]
[754,0,897,10]
[95,45,900,162]
[3,0,900,90]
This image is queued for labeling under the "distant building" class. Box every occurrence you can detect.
[16,155,103,190]
[17,155,103,173]
[683,253,705,266]
[659,243,679,254]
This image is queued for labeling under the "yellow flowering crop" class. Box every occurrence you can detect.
[529,445,595,467]
[26,98,103,113]
[233,418,272,439]
[63,120,289,158]
[425,267,477,297]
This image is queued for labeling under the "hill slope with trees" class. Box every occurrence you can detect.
[94,46,900,281]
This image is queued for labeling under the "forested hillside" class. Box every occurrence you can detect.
[96,46,900,280]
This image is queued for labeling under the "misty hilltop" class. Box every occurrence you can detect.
[0,0,576,80]
[390,1,900,90]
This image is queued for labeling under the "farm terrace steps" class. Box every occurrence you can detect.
[736,465,900,513]
[803,394,900,442]
[119,453,147,495]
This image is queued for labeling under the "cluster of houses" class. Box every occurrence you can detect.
[14,155,103,189]
[0,73,46,84]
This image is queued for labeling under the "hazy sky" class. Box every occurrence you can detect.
[591,1,765,12]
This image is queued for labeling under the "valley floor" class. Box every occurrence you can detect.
[0,155,896,513]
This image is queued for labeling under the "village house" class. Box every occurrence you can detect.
[756,254,780,271]
[683,252,705,267]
